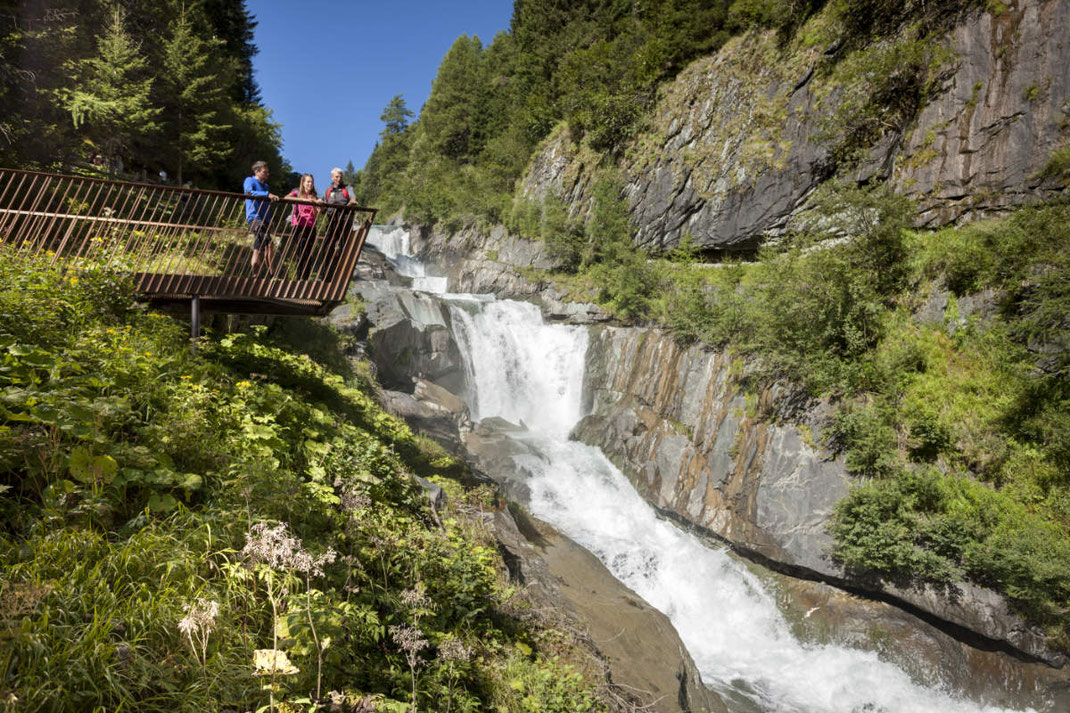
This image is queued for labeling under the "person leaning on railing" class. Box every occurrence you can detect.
[322,167,357,262]
[287,173,323,279]
[244,160,280,277]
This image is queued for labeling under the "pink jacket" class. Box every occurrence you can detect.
[289,190,318,228]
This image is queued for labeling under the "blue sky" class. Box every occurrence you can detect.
[251,0,515,192]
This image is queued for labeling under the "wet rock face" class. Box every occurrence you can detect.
[576,324,1067,667]
[576,326,846,577]
[344,281,467,394]
[491,506,727,713]
[518,0,1070,251]
[755,565,1070,710]
[409,225,613,324]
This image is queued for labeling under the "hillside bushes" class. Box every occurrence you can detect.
[0,249,607,711]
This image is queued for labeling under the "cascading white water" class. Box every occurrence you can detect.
[365,225,448,293]
[448,300,587,436]
[391,229,1036,713]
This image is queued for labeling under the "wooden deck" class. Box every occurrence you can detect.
[0,168,376,318]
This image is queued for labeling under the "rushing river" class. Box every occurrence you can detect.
[366,227,1037,713]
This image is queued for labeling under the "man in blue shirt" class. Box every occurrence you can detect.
[244,160,279,276]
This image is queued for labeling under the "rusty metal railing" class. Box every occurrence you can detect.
[0,168,376,315]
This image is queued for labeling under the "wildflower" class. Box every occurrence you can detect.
[292,546,337,578]
[236,380,252,388]
[242,522,335,577]
[438,636,473,663]
[400,586,434,612]
[242,522,299,570]
[390,624,429,660]
[178,597,219,638]
[178,597,219,688]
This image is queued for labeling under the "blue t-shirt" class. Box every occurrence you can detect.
[244,176,271,223]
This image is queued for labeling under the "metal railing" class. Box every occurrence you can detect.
[0,168,376,314]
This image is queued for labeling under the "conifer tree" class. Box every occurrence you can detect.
[161,2,232,184]
[58,8,160,167]
[418,36,484,160]
[380,95,414,136]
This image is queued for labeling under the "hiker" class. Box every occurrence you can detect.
[287,173,322,279]
[244,160,279,276]
[320,167,357,272]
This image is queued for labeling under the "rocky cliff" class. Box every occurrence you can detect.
[575,324,1066,669]
[339,250,1070,706]
[519,0,1070,251]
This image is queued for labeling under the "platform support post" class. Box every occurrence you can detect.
[191,296,201,346]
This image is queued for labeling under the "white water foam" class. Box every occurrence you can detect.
[451,296,1036,713]
[383,228,1036,713]
[448,299,587,437]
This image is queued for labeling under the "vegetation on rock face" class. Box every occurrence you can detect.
[0,0,286,188]
[528,184,1070,650]
[0,249,608,711]
[352,0,1070,650]
[357,0,991,233]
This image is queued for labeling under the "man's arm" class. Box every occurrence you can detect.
[243,177,279,201]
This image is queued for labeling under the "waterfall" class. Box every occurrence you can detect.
[386,230,1037,713]
[448,299,587,437]
[365,225,448,293]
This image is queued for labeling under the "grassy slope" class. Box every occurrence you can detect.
[0,250,606,713]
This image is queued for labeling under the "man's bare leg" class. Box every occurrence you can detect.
[263,243,275,276]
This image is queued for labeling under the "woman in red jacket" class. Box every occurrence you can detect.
[287,174,321,279]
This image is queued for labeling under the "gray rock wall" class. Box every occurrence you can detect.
[518,0,1070,251]
[894,0,1070,224]
[410,224,612,324]
[577,324,1065,666]
[577,325,846,577]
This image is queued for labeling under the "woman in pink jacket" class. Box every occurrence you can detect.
[287,174,321,279]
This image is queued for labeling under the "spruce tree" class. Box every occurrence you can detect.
[418,36,484,160]
[161,2,232,185]
[58,8,160,168]
[380,95,414,136]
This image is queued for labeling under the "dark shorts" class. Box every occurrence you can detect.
[249,218,271,250]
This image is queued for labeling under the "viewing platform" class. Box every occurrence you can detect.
[0,168,375,323]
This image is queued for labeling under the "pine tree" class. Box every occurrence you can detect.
[380,95,414,136]
[58,8,160,167]
[418,36,484,161]
[342,159,358,187]
[201,0,260,105]
[161,2,232,184]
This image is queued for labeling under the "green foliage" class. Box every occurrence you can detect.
[821,198,1070,644]
[361,0,766,230]
[160,4,233,184]
[579,175,657,320]
[831,467,1070,635]
[56,8,161,164]
[420,36,486,161]
[380,95,415,136]
[0,249,607,711]
[3,0,283,188]
[514,185,1070,643]
[1038,144,1070,183]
